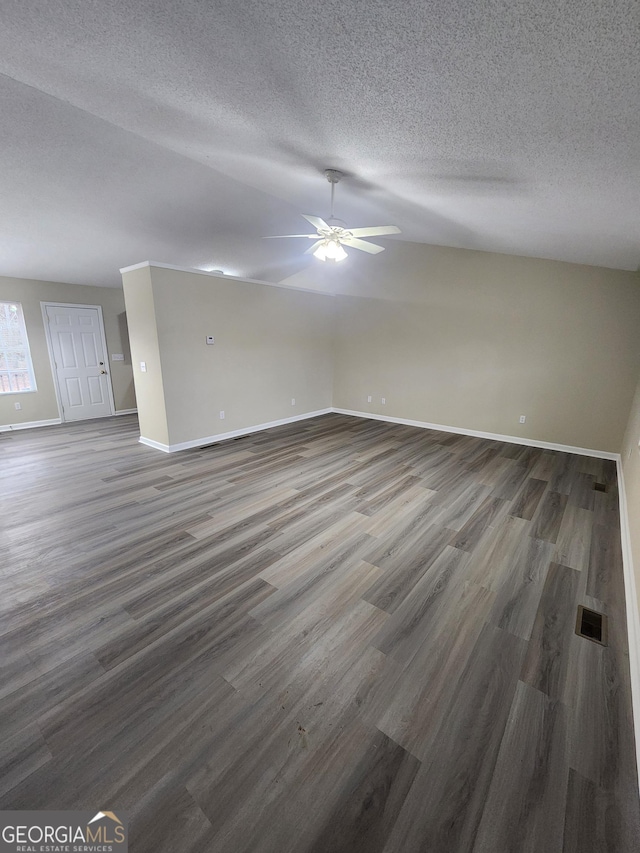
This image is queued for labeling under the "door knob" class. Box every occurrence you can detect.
[100,370,107,375]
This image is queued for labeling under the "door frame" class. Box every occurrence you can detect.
[41,301,116,422]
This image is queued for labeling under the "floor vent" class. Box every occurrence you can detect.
[593,482,607,492]
[576,605,608,646]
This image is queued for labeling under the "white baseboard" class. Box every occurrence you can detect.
[1,411,135,432]
[4,406,617,462]
[138,408,334,453]
[0,418,62,433]
[617,459,640,782]
[142,407,619,458]
[138,436,172,452]
[332,408,619,460]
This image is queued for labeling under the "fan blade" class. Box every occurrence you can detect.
[341,237,385,254]
[304,240,325,255]
[264,234,318,239]
[302,214,331,231]
[346,225,401,238]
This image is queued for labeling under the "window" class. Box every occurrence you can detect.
[0,302,37,393]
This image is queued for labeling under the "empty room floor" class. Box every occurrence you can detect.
[1,413,639,852]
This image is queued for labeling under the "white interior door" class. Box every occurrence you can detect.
[45,304,114,421]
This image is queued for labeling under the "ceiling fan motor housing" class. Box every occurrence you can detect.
[325,169,343,184]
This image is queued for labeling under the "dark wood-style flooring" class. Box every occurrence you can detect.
[1,413,639,852]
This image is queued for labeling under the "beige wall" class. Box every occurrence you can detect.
[119,266,169,446]
[0,275,136,427]
[283,242,640,453]
[122,266,334,448]
[622,375,640,613]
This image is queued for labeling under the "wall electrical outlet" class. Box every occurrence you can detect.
[519,415,526,424]
[367,395,372,403]
[219,410,225,419]
[14,402,21,410]
[206,336,215,345]
[381,398,386,405]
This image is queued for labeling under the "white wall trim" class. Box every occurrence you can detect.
[2,405,620,463]
[119,261,159,275]
[139,436,171,452]
[0,418,62,432]
[333,408,619,460]
[0,411,136,433]
[138,408,334,453]
[119,261,336,297]
[141,407,619,458]
[616,458,640,782]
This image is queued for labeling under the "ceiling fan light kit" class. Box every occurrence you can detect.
[267,169,401,262]
[314,240,348,262]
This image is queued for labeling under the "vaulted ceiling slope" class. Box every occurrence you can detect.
[1,0,639,287]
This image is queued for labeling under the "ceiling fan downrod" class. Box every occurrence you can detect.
[325,169,343,220]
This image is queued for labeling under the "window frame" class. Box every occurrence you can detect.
[0,301,37,395]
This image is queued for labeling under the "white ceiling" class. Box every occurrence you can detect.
[1,0,639,287]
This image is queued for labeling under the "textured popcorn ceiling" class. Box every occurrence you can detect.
[0,0,639,286]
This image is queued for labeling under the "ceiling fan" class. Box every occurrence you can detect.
[266,169,401,262]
